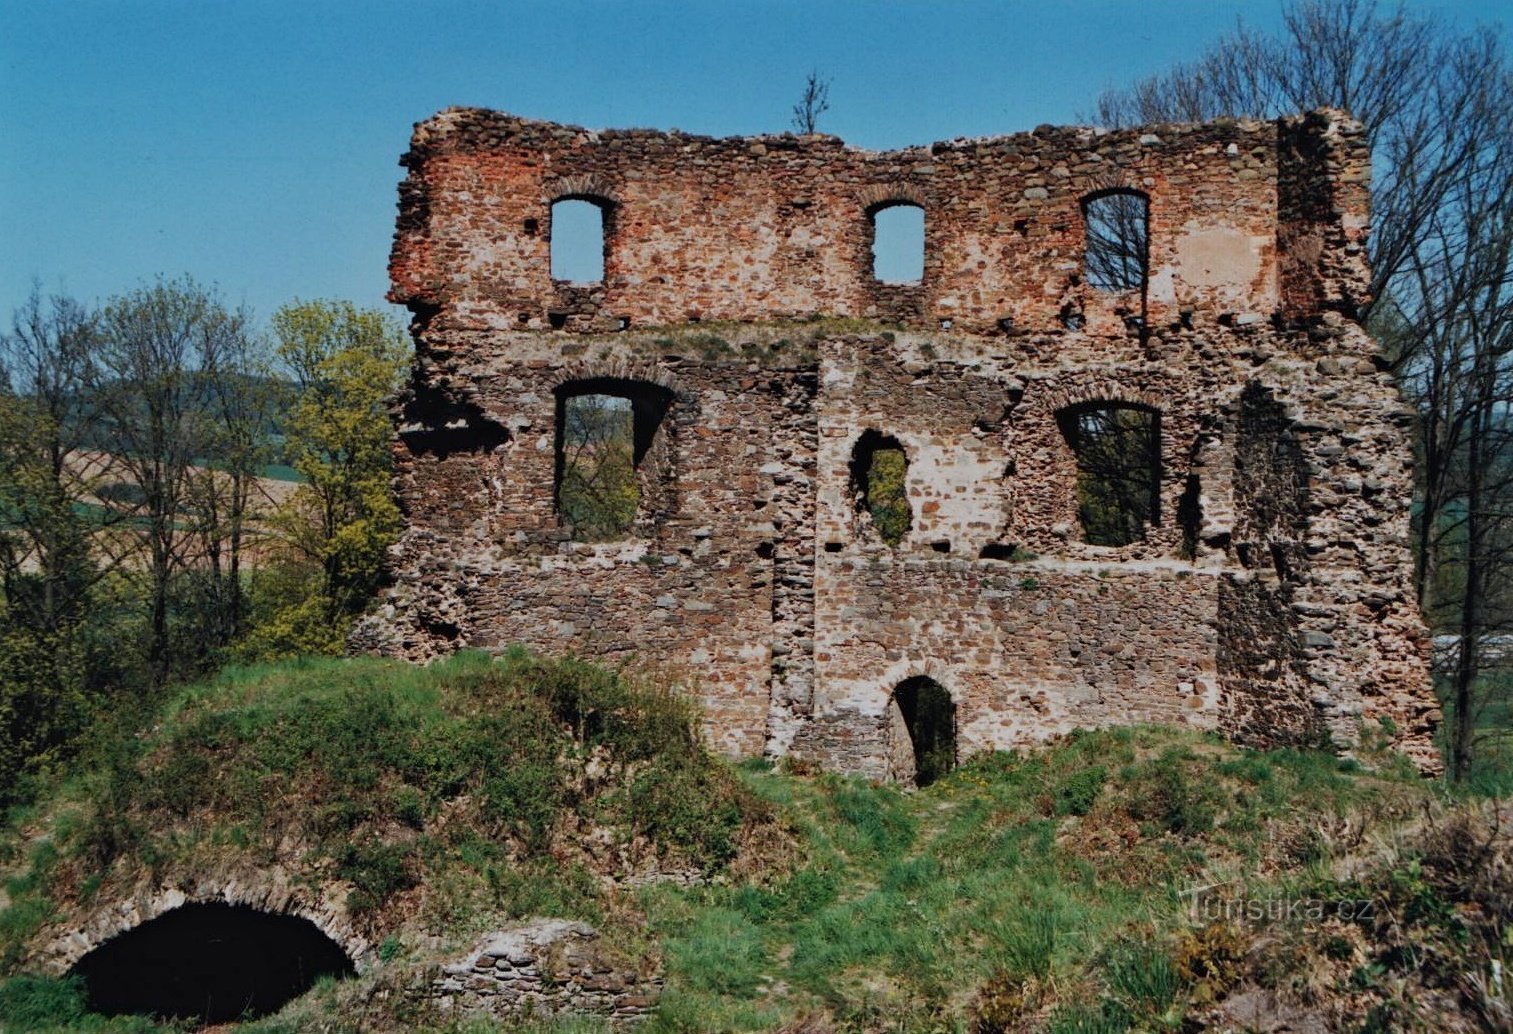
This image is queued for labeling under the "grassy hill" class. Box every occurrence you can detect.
[0,654,1507,1033]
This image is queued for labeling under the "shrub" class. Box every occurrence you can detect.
[0,974,87,1027]
[1173,922,1247,1003]
[338,839,418,914]
[624,755,753,869]
[969,970,1038,1033]
[1123,749,1223,834]
[1054,765,1107,816]
[13,650,772,948]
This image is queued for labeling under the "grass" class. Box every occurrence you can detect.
[1,656,1498,1033]
[635,727,1427,1032]
[0,650,773,977]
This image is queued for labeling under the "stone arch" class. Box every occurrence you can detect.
[70,902,356,1023]
[858,182,927,212]
[40,878,371,977]
[1043,381,1165,415]
[543,174,620,207]
[1074,165,1144,203]
[885,673,958,787]
[550,358,682,397]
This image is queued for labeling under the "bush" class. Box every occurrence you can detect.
[1123,749,1224,834]
[625,756,752,869]
[1054,765,1107,816]
[0,974,87,1027]
[969,970,1038,1033]
[1173,922,1247,1003]
[338,839,418,914]
[9,650,772,950]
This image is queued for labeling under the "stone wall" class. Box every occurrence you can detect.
[358,106,1441,778]
[423,920,659,1024]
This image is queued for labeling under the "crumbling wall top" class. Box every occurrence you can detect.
[391,107,1370,336]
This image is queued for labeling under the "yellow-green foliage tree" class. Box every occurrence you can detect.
[243,301,408,658]
[558,393,639,540]
[866,446,910,547]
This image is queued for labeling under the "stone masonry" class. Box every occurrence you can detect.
[423,920,659,1023]
[356,106,1442,779]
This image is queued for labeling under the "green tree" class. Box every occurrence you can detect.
[0,286,102,639]
[1059,404,1160,547]
[866,447,910,547]
[245,300,407,657]
[558,393,639,540]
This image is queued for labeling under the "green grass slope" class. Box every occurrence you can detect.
[1,655,1509,1033]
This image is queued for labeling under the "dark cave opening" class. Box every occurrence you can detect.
[69,902,355,1024]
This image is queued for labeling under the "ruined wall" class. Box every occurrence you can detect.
[359,107,1441,777]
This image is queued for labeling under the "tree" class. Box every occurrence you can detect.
[1059,405,1160,547]
[246,300,407,657]
[0,285,104,637]
[1094,0,1513,781]
[190,315,279,646]
[558,393,639,541]
[0,286,106,800]
[791,70,832,134]
[90,277,254,686]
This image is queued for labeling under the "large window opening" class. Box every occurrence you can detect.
[895,676,956,787]
[555,379,673,541]
[870,203,925,284]
[1082,190,1149,294]
[550,198,608,283]
[1057,402,1161,547]
[850,430,911,546]
[69,903,354,1024]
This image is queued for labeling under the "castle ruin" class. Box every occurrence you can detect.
[357,106,1441,781]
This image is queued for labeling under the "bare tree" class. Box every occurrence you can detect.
[1094,0,1513,781]
[791,70,832,134]
[92,277,246,685]
[0,285,106,637]
[188,304,272,647]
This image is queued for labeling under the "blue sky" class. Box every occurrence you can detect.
[1,0,1505,324]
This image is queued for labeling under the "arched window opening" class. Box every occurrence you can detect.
[850,430,911,546]
[550,198,609,284]
[1082,190,1149,293]
[1057,402,1161,546]
[870,202,925,284]
[895,676,956,787]
[69,903,354,1024]
[555,379,674,541]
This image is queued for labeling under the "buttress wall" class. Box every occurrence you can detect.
[358,107,1440,776]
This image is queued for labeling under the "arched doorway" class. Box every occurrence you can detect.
[891,676,957,786]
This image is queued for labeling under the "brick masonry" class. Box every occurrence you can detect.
[354,106,1441,779]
